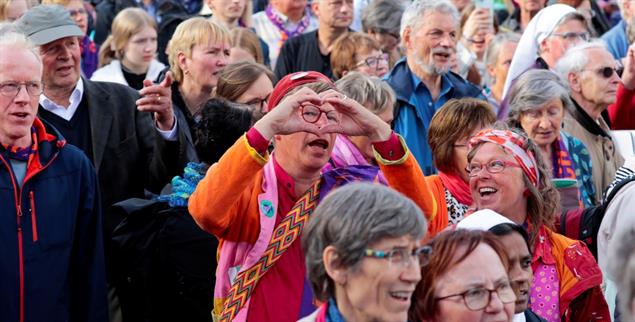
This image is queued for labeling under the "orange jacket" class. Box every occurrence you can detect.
[189,134,437,245]
[423,175,450,237]
[535,227,610,321]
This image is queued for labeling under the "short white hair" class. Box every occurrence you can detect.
[555,40,607,85]
[0,30,41,64]
[400,0,459,40]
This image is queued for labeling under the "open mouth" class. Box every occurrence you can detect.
[308,139,329,150]
[57,66,74,74]
[389,291,412,302]
[479,186,498,197]
[434,52,451,59]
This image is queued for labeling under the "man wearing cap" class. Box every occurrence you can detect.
[188,71,436,322]
[0,31,107,322]
[15,5,180,236]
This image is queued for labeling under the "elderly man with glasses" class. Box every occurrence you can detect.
[0,31,106,322]
[556,41,625,201]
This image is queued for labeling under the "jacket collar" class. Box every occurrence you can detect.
[569,97,610,138]
[385,58,416,104]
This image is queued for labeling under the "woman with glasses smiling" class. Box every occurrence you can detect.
[301,183,428,322]
[330,32,389,79]
[465,126,609,321]
[409,229,516,322]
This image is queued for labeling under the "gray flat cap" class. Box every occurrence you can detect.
[15,5,83,46]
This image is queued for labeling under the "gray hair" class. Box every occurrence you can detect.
[0,21,16,35]
[555,40,608,84]
[400,0,459,40]
[507,69,574,127]
[361,0,407,36]
[485,32,521,67]
[484,32,521,86]
[302,183,427,301]
[0,30,40,63]
[607,224,635,321]
[335,72,396,114]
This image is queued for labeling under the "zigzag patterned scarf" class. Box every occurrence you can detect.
[219,180,321,322]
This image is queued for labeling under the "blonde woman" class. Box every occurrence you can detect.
[0,0,35,21]
[91,8,165,90]
[167,17,231,167]
[41,0,99,77]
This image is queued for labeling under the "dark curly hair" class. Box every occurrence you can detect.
[194,98,255,164]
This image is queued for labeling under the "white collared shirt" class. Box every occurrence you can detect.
[252,7,318,68]
[513,312,526,322]
[39,78,177,140]
[39,77,84,121]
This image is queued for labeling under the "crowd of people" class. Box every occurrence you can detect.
[0,0,634,321]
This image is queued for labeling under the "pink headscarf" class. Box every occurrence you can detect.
[468,129,540,187]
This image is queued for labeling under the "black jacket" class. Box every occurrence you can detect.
[274,30,333,80]
[110,199,218,322]
[38,79,180,236]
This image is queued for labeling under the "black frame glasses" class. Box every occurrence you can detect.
[245,96,269,113]
[364,246,432,268]
[435,282,516,311]
[584,66,619,78]
[355,53,390,69]
[0,81,43,97]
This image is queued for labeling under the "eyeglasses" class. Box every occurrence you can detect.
[67,8,87,17]
[465,159,521,177]
[355,53,389,69]
[435,281,516,311]
[584,66,619,78]
[0,81,43,97]
[550,32,590,42]
[301,104,340,124]
[364,246,432,268]
[245,96,269,113]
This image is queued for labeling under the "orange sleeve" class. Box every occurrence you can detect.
[423,176,449,238]
[188,135,266,243]
[375,135,438,229]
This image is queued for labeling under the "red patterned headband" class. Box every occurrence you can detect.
[468,129,540,187]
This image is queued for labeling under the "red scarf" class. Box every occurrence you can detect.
[438,171,472,205]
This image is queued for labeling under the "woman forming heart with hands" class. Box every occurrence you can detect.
[253,76,392,144]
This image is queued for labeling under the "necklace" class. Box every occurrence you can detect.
[265,5,311,48]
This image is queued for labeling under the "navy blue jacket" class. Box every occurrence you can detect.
[385,58,483,174]
[0,118,107,322]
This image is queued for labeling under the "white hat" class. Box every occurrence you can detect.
[456,209,515,231]
[502,4,576,100]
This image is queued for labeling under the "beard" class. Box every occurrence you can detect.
[413,47,454,76]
